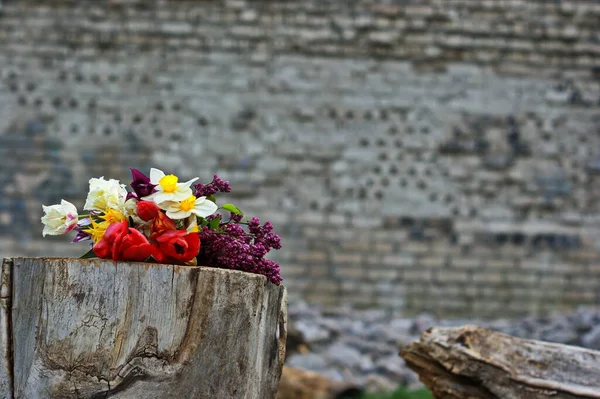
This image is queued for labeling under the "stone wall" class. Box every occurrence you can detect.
[1,0,599,316]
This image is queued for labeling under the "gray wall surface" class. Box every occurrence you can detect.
[1,0,600,316]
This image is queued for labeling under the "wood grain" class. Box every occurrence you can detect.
[0,258,12,398]
[400,325,600,399]
[6,257,287,399]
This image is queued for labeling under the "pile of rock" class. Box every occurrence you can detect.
[284,298,600,392]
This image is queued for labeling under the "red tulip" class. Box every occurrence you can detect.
[152,230,200,264]
[94,221,154,262]
[136,200,161,221]
[150,211,177,241]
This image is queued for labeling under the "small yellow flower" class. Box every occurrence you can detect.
[101,208,126,225]
[87,219,109,244]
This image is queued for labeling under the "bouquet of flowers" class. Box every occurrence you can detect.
[40,168,282,285]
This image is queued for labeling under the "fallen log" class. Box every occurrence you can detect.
[2,257,287,399]
[400,325,600,399]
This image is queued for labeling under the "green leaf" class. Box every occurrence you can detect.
[80,248,97,259]
[222,203,243,215]
[207,195,217,203]
[209,215,222,230]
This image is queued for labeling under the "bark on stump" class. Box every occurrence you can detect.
[0,257,288,399]
[400,325,600,399]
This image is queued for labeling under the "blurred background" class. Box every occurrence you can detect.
[1,0,599,397]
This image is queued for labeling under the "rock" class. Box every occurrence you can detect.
[374,355,408,380]
[582,325,600,350]
[412,313,437,334]
[287,353,329,373]
[326,343,370,371]
[285,300,600,395]
[295,320,331,343]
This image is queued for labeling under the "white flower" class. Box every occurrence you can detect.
[143,168,198,204]
[160,195,218,220]
[83,177,127,212]
[41,200,79,236]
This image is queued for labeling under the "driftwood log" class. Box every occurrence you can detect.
[400,325,600,399]
[1,257,287,399]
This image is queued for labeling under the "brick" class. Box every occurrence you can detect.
[372,242,394,253]
[451,258,481,269]
[306,293,339,307]
[335,266,364,279]
[307,280,340,294]
[506,273,538,285]
[404,242,430,254]
[403,269,433,282]
[473,272,505,284]
[382,254,415,267]
[436,270,471,283]
[295,251,328,263]
[486,259,517,270]
[283,263,308,278]
[367,268,398,281]
[332,253,362,264]
[340,239,370,251]
[420,256,447,268]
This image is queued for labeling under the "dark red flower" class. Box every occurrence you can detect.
[136,200,160,222]
[94,221,154,262]
[153,230,200,264]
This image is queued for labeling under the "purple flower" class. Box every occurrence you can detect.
[197,218,283,285]
[193,174,231,197]
[128,168,157,200]
[72,218,92,243]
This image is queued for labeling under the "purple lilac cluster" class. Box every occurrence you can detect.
[198,216,283,285]
[193,175,231,197]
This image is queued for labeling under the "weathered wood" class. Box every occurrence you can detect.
[400,325,600,399]
[6,257,287,399]
[0,258,12,398]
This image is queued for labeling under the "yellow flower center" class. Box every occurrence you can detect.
[159,174,178,193]
[102,209,125,224]
[180,195,196,212]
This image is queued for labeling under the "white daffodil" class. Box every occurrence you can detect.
[83,177,127,212]
[143,168,198,204]
[160,195,218,220]
[41,200,79,236]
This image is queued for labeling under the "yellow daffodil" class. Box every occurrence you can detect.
[143,168,198,205]
[160,195,218,220]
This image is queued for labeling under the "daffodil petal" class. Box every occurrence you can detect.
[149,168,165,185]
[192,198,218,218]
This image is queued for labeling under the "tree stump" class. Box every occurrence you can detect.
[1,257,288,399]
[400,325,600,399]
